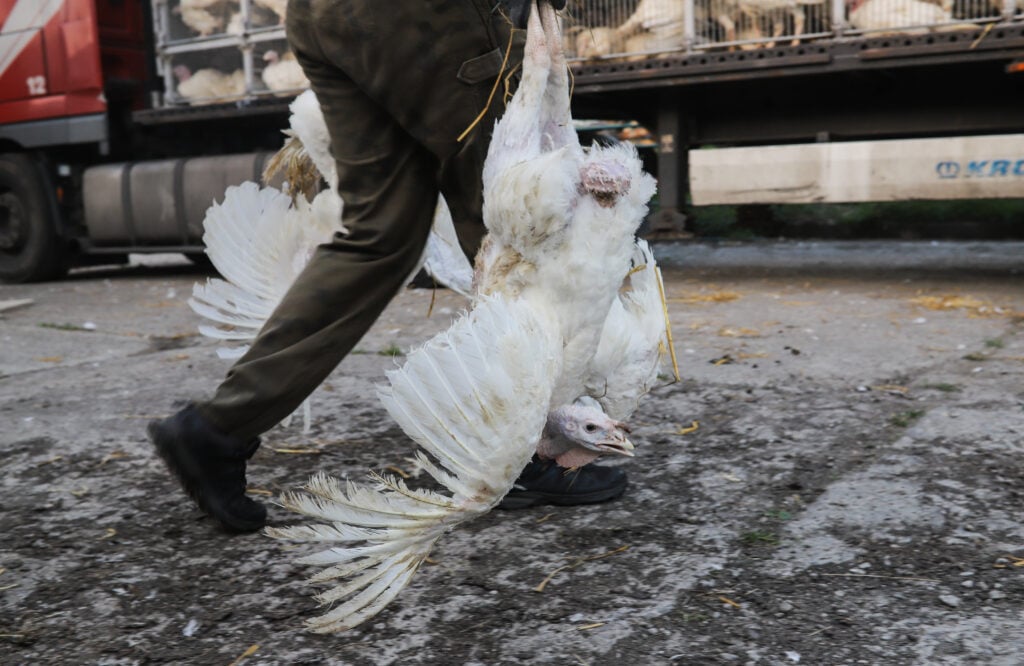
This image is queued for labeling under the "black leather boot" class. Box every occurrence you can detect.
[497,457,628,510]
[147,405,266,532]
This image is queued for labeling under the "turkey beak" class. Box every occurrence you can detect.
[598,430,635,458]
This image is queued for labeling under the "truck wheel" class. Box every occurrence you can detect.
[0,153,68,283]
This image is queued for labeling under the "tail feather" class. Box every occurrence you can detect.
[408,450,476,499]
[188,296,268,331]
[306,553,392,584]
[287,540,416,567]
[306,474,452,517]
[265,520,384,543]
[190,292,271,325]
[282,494,444,530]
[278,473,454,529]
[307,564,420,634]
[268,296,560,631]
[196,324,258,341]
[314,551,417,605]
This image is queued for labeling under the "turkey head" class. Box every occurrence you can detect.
[538,396,635,468]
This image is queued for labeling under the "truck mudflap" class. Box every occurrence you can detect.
[82,152,273,247]
[689,134,1024,205]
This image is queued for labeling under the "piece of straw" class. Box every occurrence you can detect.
[457,29,517,142]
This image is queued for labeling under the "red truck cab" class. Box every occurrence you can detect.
[0,1,104,126]
[0,0,151,144]
[0,0,296,283]
[0,0,149,281]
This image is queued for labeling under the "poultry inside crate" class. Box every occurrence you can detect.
[564,0,1001,56]
[169,47,247,105]
[167,0,286,40]
[167,0,242,40]
[255,41,310,96]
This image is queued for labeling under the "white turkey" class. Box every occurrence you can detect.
[848,0,975,32]
[267,89,474,296]
[261,50,310,95]
[189,91,476,432]
[176,0,239,37]
[264,1,675,632]
[172,65,246,103]
[190,86,476,360]
[613,0,687,54]
[254,0,289,24]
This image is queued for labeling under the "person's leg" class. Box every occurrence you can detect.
[150,1,441,532]
[197,71,439,441]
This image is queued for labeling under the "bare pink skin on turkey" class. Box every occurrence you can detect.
[172,64,191,82]
[580,161,632,208]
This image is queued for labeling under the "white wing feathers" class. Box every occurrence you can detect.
[189,183,342,432]
[421,197,474,297]
[189,183,343,359]
[587,239,672,420]
[284,89,474,294]
[267,295,561,632]
[189,184,295,352]
[380,296,559,499]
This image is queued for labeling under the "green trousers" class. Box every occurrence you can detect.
[198,0,520,440]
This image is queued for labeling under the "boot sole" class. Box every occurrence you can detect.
[497,480,627,510]
[148,421,265,533]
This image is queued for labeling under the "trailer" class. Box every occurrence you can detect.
[563,0,1024,230]
[0,0,300,282]
[0,1,1022,282]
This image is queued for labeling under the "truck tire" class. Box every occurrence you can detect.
[0,152,68,283]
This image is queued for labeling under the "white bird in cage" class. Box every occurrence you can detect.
[172,65,246,104]
[848,0,973,33]
[261,50,310,95]
[254,0,289,24]
[177,0,239,37]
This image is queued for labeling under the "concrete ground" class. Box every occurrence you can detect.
[1,240,1022,666]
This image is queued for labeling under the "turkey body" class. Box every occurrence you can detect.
[476,1,657,411]
[254,0,288,23]
[177,0,238,36]
[849,0,975,32]
[174,66,246,103]
[261,50,310,95]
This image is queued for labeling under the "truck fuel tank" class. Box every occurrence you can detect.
[82,152,274,246]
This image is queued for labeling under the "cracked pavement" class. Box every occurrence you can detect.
[1,241,1022,665]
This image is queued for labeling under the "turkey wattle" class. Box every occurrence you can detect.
[268,1,675,633]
